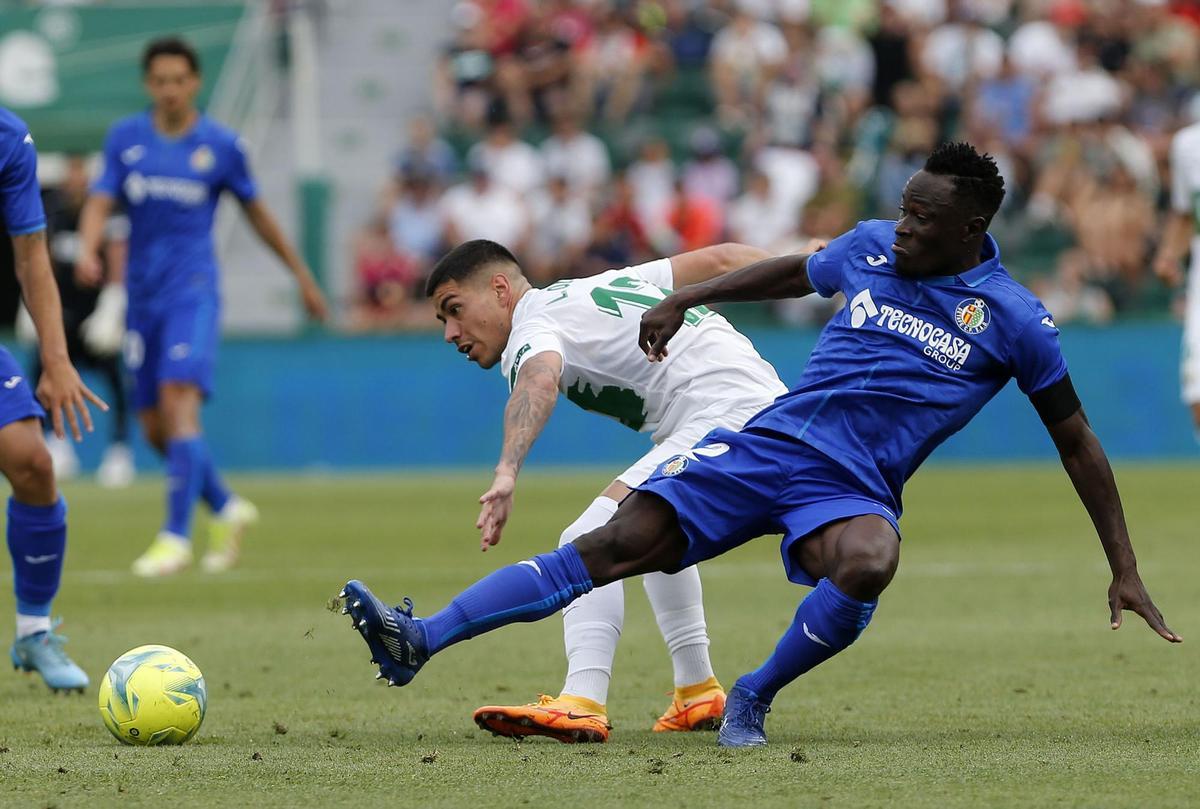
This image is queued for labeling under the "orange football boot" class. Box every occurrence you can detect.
[474,694,612,743]
[652,676,726,732]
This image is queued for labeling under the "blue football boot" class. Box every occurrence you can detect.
[717,682,771,747]
[11,620,89,693]
[340,580,428,687]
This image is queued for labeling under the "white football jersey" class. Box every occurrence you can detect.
[499,259,787,442]
[1169,121,1200,262]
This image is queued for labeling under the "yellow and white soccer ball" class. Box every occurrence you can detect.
[98,644,207,745]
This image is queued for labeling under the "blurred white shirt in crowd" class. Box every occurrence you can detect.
[628,157,675,235]
[922,23,1004,89]
[528,185,592,262]
[1042,66,1123,125]
[1008,20,1077,78]
[729,179,796,250]
[711,17,788,79]
[440,181,528,246]
[540,130,611,199]
[754,145,819,223]
[468,139,545,195]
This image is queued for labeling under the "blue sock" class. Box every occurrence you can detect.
[418,544,593,655]
[739,578,877,704]
[164,438,206,539]
[7,497,67,617]
[199,444,231,514]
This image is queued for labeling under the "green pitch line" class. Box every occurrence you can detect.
[1,467,1197,808]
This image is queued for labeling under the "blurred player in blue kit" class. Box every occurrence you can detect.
[78,37,328,577]
[342,142,1180,747]
[1,106,108,691]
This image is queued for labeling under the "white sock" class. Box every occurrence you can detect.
[558,496,620,705]
[642,566,715,688]
[16,613,51,639]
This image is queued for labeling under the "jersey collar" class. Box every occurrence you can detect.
[920,233,1001,288]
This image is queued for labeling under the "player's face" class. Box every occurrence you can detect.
[144,55,200,118]
[893,171,980,279]
[433,276,513,370]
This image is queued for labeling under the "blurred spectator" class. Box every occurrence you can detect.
[434,2,498,129]
[682,126,738,211]
[728,167,796,250]
[439,157,530,253]
[1008,12,1077,79]
[1030,251,1115,326]
[921,2,1005,91]
[969,52,1036,150]
[580,2,653,123]
[753,141,820,227]
[495,0,580,125]
[661,178,724,254]
[765,42,822,147]
[395,115,458,186]
[628,136,676,241]
[710,0,788,126]
[875,116,940,214]
[868,3,915,109]
[586,171,652,272]
[539,106,611,201]
[527,172,593,282]
[466,102,545,194]
[387,160,445,274]
[349,213,424,332]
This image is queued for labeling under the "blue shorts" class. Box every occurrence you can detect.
[125,300,219,410]
[638,427,901,586]
[0,346,45,429]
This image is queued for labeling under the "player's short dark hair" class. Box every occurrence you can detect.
[142,36,201,75]
[426,240,522,297]
[923,141,1005,223]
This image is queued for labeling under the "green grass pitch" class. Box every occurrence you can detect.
[1,466,1197,808]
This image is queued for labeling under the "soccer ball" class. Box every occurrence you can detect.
[97,644,207,745]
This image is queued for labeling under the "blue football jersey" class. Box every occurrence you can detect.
[93,111,258,310]
[0,106,46,236]
[747,219,1068,513]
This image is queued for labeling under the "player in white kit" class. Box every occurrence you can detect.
[425,239,788,742]
[1154,120,1200,431]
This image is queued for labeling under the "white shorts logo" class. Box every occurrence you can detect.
[849,288,879,329]
[692,442,730,458]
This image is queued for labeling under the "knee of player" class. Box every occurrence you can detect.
[833,536,898,598]
[7,444,56,502]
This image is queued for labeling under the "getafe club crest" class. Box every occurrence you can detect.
[661,455,689,476]
[190,145,215,173]
[954,297,990,335]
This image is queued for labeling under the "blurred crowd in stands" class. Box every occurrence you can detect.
[348,0,1200,331]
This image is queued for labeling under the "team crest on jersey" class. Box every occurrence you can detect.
[661,455,689,476]
[190,145,215,173]
[954,298,990,335]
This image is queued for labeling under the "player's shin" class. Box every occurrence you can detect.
[738,578,877,704]
[164,438,206,538]
[642,567,715,688]
[7,496,67,637]
[558,496,622,704]
[418,543,594,655]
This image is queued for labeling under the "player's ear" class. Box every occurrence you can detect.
[491,271,511,303]
[962,214,987,241]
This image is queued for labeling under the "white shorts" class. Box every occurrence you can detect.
[616,399,774,488]
[1183,258,1200,404]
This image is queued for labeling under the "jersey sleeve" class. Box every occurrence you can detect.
[802,224,858,298]
[628,257,674,290]
[1168,130,1195,215]
[222,137,258,202]
[501,315,565,393]
[92,128,124,199]
[1008,310,1068,395]
[0,133,45,235]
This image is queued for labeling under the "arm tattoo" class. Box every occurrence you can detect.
[499,354,561,473]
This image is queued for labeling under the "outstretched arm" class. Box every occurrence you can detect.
[1042,396,1181,642]
[477,351,564,550]
[639,251,817,360]
[12,231,108,440]
[240,198,329,321]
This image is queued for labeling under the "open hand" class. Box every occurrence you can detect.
[37,359,109,441]
[1109,570,1181,643]
[476,471,517,551]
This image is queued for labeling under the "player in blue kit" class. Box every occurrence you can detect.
[338,143,1180,746]
[2,106,108,691]
[77,37,328,577]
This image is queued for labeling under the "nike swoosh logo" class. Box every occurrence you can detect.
[565,712,599,720]
[4,376,21,389]
[802,622,830,647]
[24,554,59,564]
[518,559,542,576]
